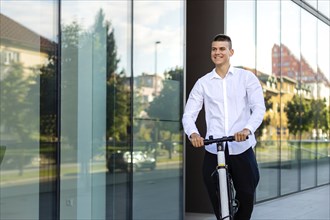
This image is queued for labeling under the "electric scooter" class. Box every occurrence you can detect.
[204,135,240,220]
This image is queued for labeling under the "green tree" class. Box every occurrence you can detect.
[0,62,40,172]
[61,21,81,147]
[148,67,183,124]
[95,10,131,143]
[255,94,272,141]
[147,67,183,140]
[0,63,38,142]
[285,95,312,138]
[39,52,57,141]
[310,98,329,138]
[60,9,130,144]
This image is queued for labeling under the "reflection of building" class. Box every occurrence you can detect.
[248,43,330,140]
[0,13,55,79]
[1,1,329,219]
[272,44,330,102]
[0,13,56,142]
[134,73,163,117]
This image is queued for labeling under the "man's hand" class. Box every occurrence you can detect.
[234,128,251,142]
[190,133,204,147]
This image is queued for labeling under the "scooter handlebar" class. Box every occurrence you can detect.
[203,135,248,145]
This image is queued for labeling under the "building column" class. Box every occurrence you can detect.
[186,0,225,214]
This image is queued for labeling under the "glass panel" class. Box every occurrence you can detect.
[300,9,317,190]
[0,1,58,219]
[303,0,317,8]
[226,0,329,203]
[317,20,330,185]
[133,1,184,219]
[255,0,281,201]
[280,0,301,195]
[226,0,255,68]
[61,1,130,220]
[318,0,330,19]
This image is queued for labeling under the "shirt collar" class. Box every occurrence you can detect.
[210,66,235,79]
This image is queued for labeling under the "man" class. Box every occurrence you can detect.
[182,34,265,220]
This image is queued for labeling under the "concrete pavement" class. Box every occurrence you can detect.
[186,184,330,220]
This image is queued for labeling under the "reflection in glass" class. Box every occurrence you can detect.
[318,0,330,19]
[133,1,184,219]
[300,9,317,190]
[0,1,58,219]
[279,0,301,195]
[255,0,280,201]
[226,0,255,68]
[61,1,130,219]
[317,20,330,185]
[226,0,329,203]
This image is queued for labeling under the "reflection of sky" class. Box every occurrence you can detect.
[2,1,327,78]
[226,0,329,79]
[1,0,184,77]
[1,0,58,41]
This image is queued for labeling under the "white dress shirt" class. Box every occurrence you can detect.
[182,66,266,155]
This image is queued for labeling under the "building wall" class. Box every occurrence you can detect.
[226,0,329,200]
[185,0,225,214]
[1,1,184,220]
[0,0,329,219]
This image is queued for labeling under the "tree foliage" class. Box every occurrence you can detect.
[60,9,130,143]
[0,62,39,142]
[147,67,183,135]
[310,98,329,136]
[284,95,313,136]
[255,94,272,140]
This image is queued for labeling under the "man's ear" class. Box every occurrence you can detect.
[230,49,234,56]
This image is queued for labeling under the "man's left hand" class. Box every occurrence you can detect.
[234,128,251,142]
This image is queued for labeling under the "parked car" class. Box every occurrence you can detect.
[106,150,156,172]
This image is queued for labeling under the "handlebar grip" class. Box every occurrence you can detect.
[203,135,249,145]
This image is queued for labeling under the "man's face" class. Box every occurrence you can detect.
[211,41,234,66]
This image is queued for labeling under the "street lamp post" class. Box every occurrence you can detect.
[153,41,161,148]
[155,41,161,75]
[154,41,161,93]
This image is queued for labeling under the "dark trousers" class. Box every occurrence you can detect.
[203,147,259,220]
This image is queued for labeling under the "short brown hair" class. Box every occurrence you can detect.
[212,34,232,49]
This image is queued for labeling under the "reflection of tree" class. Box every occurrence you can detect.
[149,67,183,118]
[285,95,312,138]
[310,98,329,138]
[0,62,39,173]
[60,9,130,145]
[39,53,57,141]
[146,67,183,155]
[255,94,271,141]
[107,73,130,142]
[99,10,130,143]
[0,63,38,142]
[285,96,329,139]
[61,21,80,147]
[147,67,183,129]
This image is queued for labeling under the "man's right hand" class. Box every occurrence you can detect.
[189,133,204,148]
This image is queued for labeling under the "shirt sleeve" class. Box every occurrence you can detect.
[245,72,266,133]
[182,79,204,137]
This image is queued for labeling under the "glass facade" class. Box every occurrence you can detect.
[0,0,329,219]
[227,0,330,202]
[1,1,184,219]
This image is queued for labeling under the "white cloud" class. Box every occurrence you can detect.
[1,0,184,76]
[1,0,57,41]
